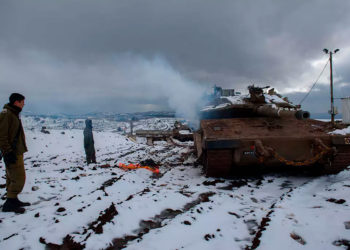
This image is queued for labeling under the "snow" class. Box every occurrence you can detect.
[330,126,350,135]
[264,94,288,104]
[0,117,350,250]
[260,173,350,250]
[223,95,247,105]
[179,130,192,135]
[201,103,231,111]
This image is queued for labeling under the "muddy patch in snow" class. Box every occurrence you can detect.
[333,239,350,248]
[43,203,118,249]
[290,232,306,245]
[91,174,125,195]
[41,235,85,250]
[202,179,225,186]
[326,198,346,204]
[139,159,159,167]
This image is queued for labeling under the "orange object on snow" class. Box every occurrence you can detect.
[118,163,160,174]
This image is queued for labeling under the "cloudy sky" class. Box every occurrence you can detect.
[0,0,350,118]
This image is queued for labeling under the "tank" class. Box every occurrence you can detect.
[194,85,350,177]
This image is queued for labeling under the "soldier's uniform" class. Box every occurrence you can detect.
[0,103,28,212]
[83,119,96,164]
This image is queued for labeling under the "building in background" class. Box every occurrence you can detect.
[342,97,350,124]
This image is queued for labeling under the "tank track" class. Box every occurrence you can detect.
[323,146,350,174]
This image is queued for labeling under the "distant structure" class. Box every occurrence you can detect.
[129,117,137,136]
[342,97,350,124]
[323,48,340,125]
[213,85,235,97]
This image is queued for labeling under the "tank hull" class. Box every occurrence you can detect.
[195,118,350,177]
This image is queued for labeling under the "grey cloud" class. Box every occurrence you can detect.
[287,83,350,117]
[0,0,350,115]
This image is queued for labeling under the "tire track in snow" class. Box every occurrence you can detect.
[245,179,313,250]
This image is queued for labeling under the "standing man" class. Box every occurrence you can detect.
[0,93,30,213]
[83,119,96,164]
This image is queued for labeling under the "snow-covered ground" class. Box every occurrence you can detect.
[1,118,350,250]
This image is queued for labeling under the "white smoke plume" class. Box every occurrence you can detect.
[117,55,208,126]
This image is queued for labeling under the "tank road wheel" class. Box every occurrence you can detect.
[318,146,350,175]
[202,149,208,173]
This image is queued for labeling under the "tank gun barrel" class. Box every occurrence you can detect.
[255,105,310,120]
[294,110,310,120]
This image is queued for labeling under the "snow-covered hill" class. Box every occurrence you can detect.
[21,115,178,132]
[0,117,350,249]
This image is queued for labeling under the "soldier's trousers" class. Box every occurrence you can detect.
[85,148,96,164]
[5,154,25,198]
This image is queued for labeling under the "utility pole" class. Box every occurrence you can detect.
[323,48,339,126]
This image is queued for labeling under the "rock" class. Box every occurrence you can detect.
[251,197,258,203]
[327,198,346,204]
[204,234,215,241]
[57,207,66,212]
[32,186,39,191]
[140,159,158,167]
[290,232,306,245]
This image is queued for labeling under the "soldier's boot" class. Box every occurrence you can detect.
[91,153,97,163]
[91,158,97,164]
[86,156,92,165]
[2,198,25,214]
[15,198,31,207]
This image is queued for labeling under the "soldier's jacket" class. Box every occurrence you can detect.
[83,120,94,151]
[0,104,28,155]
[84,128,94,150]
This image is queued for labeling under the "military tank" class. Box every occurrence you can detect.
[194,85,350,177]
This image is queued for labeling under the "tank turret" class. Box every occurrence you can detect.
[200,85,310,120]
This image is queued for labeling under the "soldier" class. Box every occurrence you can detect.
[83,119,96,164]
[0,93,30,213]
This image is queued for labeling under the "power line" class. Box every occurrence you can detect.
[299,59,329,105]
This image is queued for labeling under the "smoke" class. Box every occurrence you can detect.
[0,50,208,125]
[119,55,208,126]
